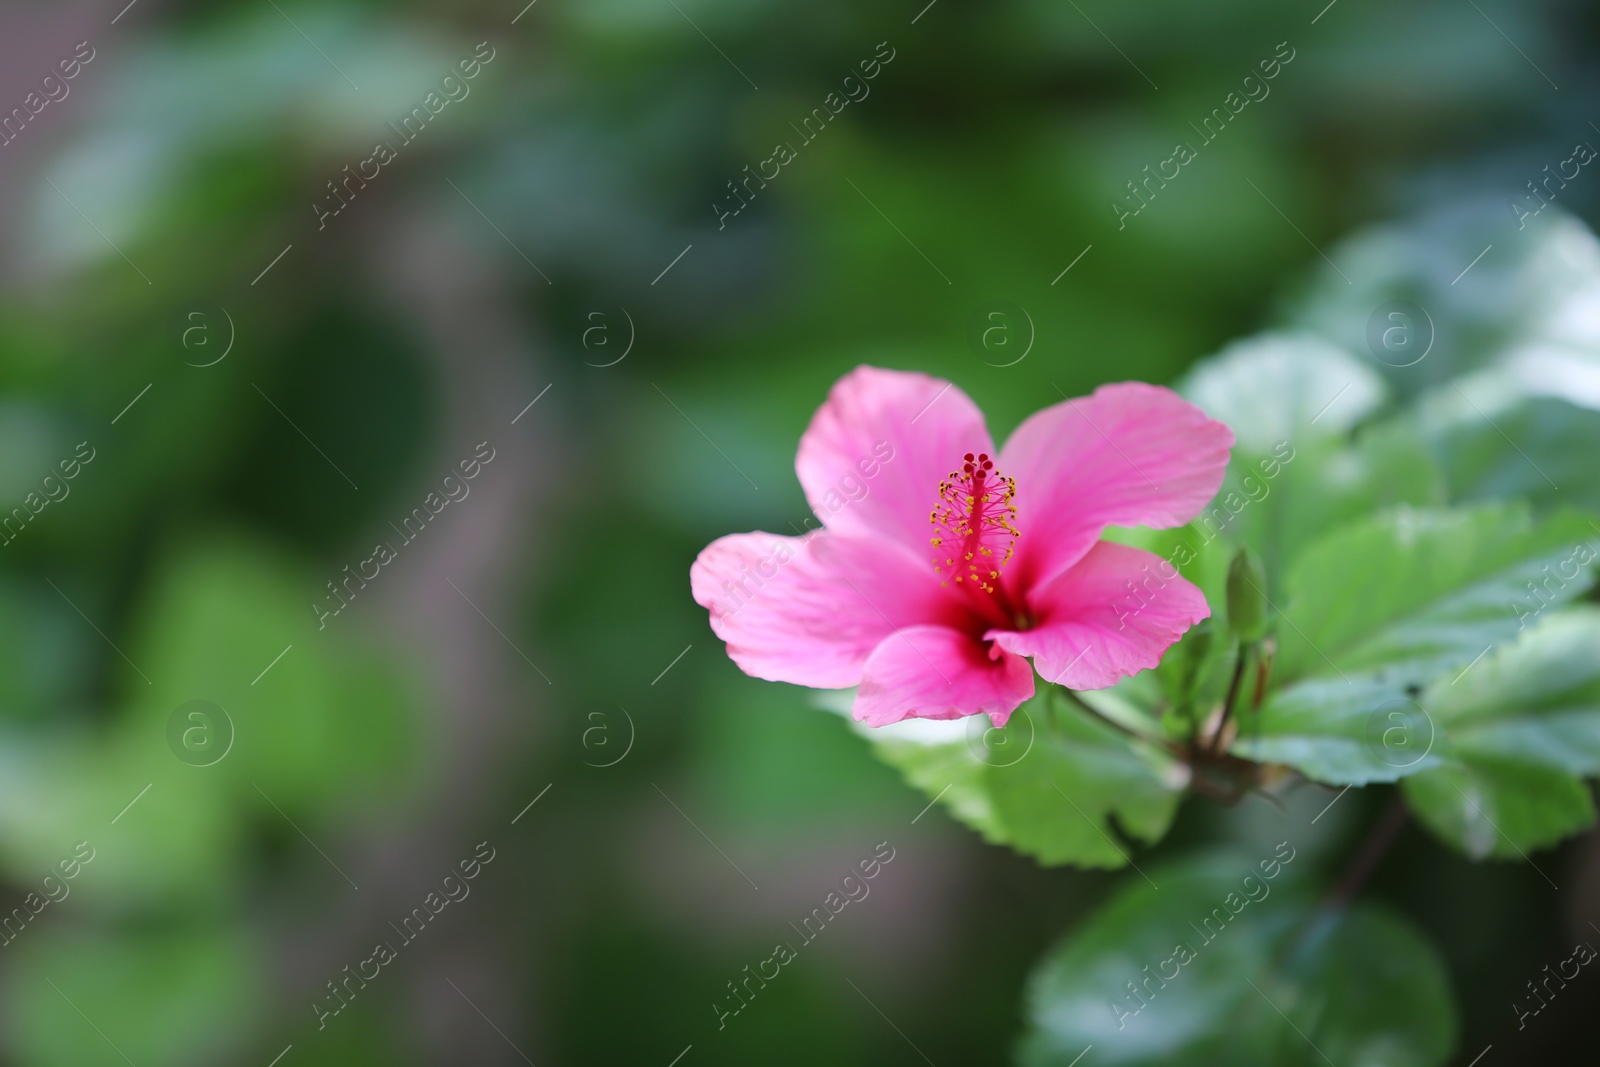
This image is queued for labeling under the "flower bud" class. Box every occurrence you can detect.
[1226,547,1269,643]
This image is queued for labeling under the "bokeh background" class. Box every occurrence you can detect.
[3,0,1600,1063]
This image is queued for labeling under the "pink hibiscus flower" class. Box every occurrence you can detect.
[690,366,1234,728]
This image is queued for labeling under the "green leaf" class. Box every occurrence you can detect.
[1424,394,1600,516]
[1231,677,1445,785]
[1284,204,1600,399]
[1019,852,1458,1067]
[1402,610,1600,859]
[1233,504,1599,784]
[1180,332,1388,455]
[861,692,1185,868]
[1268,504,1596,689]
[987,699,1185,866]
[1178,336,1444,585]
[1216,416,1446,589]
[1402,758,1593,862]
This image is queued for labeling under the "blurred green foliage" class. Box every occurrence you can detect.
[3,0,1600,1063]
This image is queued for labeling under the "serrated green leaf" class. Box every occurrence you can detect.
[1272,504,1596,688]
[863,692,1185,868]
[1402,758,1593,861]
[1216,418,1445,589]
[987,699,1185,866]
[1401,611,1600,859]
[1232,504,1599,784]
[1019,852,1457,1067]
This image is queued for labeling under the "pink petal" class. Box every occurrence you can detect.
[796,366,995,555]
[691,531,958,689]
[998,382,1232,593]
[853,624,1036,728]
[990,541,1210,691]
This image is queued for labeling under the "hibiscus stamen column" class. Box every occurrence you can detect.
[930,452,1020,625]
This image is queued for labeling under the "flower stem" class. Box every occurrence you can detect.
[1323,792,1409,911]
[1207,642,1251,755]
[1058,688,1155,745]
[1250,637,1276,710]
